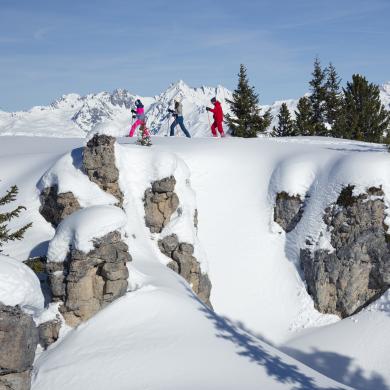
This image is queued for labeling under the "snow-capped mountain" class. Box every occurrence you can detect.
[380,81,390,110]
[1,80,389,138]
[0,81,231,137]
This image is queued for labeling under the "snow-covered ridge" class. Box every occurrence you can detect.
[0,80,289,138]
[1,80,389,138]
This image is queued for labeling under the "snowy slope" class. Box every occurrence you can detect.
[32,262,348,390]
[1,136,389,389]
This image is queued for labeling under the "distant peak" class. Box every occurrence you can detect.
[169,80,190,90]
[381,82,390,93]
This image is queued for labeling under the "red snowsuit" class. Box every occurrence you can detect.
[208,101,224,137]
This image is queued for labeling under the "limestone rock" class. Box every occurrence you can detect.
[274,191,304,232]
[0,371,31,390]
[301,186,390,318]
[38,319,61,349]
[0,304,38,390]
[144,177,179,233]
[158,234,212,308]
[39,185,80,227]
[83,134,123,205]
[47,231,131,327]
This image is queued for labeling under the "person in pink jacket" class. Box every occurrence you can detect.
[129,99,149,137]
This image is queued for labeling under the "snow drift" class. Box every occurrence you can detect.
[1,135,389,389]
[0,254,44,317]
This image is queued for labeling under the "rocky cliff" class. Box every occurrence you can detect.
[47,230,131,327]
[301,186,390,317]
[0,304,39,390]
[82,134,123,205]
[274,185,390,318]
[144,176,212,307]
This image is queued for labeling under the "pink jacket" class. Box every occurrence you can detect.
[135,106,145,121]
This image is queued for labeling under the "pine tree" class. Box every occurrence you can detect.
[324,62,342,128]
[272,103,295,137]
[334,74,390,142]
[226,64,272,138]
[309,57,327,135]
[136,123,152,146]
[0,185,32,252]
[294,97,315,136]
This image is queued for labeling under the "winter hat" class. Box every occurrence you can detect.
[211,97,217,103]
[135,99,144,108]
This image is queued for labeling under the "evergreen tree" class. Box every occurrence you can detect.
[309,57,327,135]
[294,97,315,136]
[334,74,390,142]
[272,103,295,137]
[136,123,152,146]
[226,64,272,138]
[324,62,342,128]
[0,185,32,252]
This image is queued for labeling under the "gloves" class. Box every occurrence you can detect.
[206,107,211,111]
[168,109,174,114]
[131,109,136,113]
[132,115,136,119]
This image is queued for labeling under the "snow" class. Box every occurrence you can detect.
[115,143,208,273]
[0,80,286,138]
[2,80,389,139]
[1,80,390,139]
[32,262,348,390]
[282,310,390,390]
[1,135,389,389]
[268,146,390,257]
[0,254,44,317]
[38,148,117,208]
[47,205,127,262]
[380,81,390,110]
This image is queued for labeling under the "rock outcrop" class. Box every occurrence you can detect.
[47,231,131,327]
[158,234,212,307]
[0,304,39,390]
[301,186,390,317]
[274,191,304,232]
[39,185,80,227]
[83,134,123,205]
[144,177,179,233]
[38,319,61,349]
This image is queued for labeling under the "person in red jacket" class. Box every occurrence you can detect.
[206,97,225,137]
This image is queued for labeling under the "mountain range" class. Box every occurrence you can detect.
[0,80,389,138]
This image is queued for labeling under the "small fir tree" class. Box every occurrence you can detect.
[226,64,272,138]
[136,122,152,146]
[294,97,315,136]
[334,74,390,142]
[272,103,295,137]
[309,57,327,135]
[0,185,32,252]
[324,62,342,128]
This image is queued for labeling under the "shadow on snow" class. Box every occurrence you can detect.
[181,282,346,390]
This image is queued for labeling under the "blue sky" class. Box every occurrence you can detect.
[1,0,390,111]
